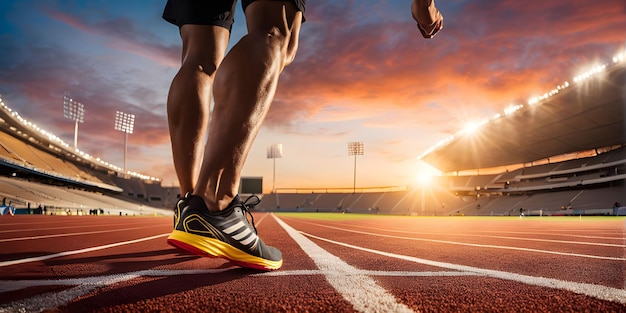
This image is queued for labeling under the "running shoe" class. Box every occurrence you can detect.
[172,195,186,228]
[167,193,283,271]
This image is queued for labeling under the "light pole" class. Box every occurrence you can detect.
[266,144,283,193]
[63,93,85,150]
[347,141,364,193]
[114,111,135,173]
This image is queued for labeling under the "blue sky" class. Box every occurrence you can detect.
[1,0,625,192]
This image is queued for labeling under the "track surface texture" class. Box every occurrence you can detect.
[0,214,624,312]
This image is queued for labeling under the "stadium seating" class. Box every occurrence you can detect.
[0,91,623,217]
[259,146,625,216]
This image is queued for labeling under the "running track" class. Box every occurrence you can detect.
[0,214,624,312]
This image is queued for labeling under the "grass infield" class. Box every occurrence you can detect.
[274,212,626,223]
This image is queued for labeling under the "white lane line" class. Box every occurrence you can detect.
[254,212,268,227]
[0,226,167,242]
[320,216,626,239]
[296,221,625,261]
[475,230,624,241]
[257,270,478,277]
[0,269,475,293]
[0,269,234,293]
[273,214,415,313]
[302,231,626,304]
[0,269,233,313]
[347,223,626,247]
[0,233,169,268]
[0,221,170,234]
[0,268,476,313]
[467,234,625,247]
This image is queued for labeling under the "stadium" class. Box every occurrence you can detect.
[1,50,624,218]
[0,48,625,312]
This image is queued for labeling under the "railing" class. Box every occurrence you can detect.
[273,185,408,194]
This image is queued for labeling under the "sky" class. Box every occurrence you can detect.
[0,0,625,193]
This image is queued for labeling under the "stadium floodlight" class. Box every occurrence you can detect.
[63,93,85,150]
[348,141,364,193]
[114,111,135,173]
[266,144,283,193]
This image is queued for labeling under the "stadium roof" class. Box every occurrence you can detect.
[421,59,625,173]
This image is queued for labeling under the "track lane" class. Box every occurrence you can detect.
[0,214,353,312]
[276,215,626,288]
[290,217,625,257]
[0,214,624,312]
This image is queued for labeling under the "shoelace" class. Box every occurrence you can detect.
[241,195,261,234]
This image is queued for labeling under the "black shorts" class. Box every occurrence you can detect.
[162,0,306,31]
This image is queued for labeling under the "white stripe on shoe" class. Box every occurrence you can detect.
[223,221,258,247]
[222,221,245,234]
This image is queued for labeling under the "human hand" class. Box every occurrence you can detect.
[411,0,443,38]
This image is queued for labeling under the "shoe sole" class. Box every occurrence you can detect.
[167,230,283,271]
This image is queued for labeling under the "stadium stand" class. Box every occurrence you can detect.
[261,50,626,216]
[0,96,175,215]
[260,146,624,216]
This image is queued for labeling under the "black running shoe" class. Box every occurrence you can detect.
[172,195,187,228]
[167,193,283,271]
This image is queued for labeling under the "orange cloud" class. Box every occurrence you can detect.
[264,0,626,137]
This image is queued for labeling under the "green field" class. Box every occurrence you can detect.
[274,212,626,223]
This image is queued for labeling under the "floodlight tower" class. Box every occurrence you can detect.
[347,141,364,193]
[114,111,135,173]
[63,93,85,150]
[266,144,283,193]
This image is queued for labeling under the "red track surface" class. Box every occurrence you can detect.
[0,214,624,312]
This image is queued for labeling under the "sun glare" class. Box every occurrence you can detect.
[462,122,480,134]
[415,161,441,186]
[416,172,433,185]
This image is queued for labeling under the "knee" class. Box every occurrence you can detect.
[170,61,216,102]
[180,58,219,79]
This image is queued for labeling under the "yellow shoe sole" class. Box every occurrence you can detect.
[167,230,282,271]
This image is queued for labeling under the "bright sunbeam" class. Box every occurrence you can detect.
[415,160,442,186]
[462,122,480,134]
